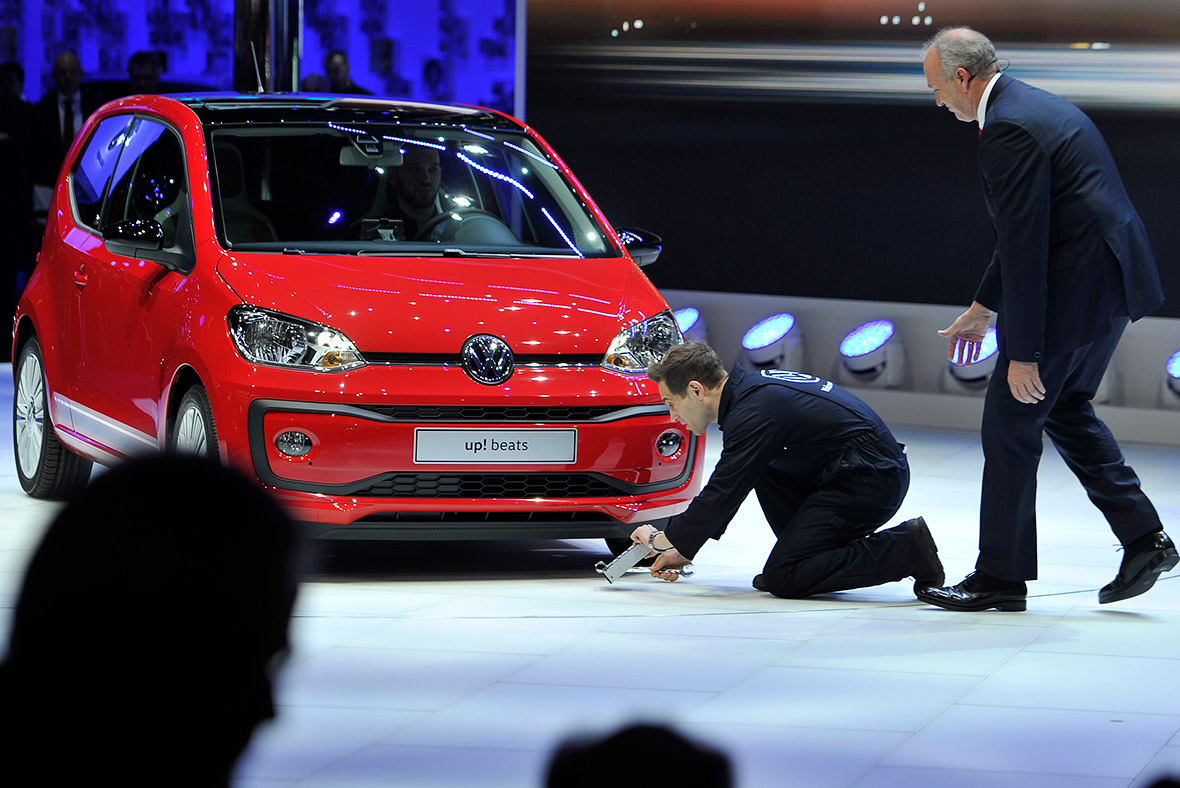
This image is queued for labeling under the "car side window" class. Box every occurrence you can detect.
[102,118,192,252]
[70,115,135,232]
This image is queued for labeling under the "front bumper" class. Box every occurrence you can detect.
[219,365,704,539]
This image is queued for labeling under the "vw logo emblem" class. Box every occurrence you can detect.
[460,334,514,385]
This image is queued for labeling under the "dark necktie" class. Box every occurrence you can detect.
[62,97,75,150]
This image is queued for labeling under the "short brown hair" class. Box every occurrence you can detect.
[646,341,727,396]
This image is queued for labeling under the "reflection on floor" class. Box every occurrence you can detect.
[1,367,1178,787]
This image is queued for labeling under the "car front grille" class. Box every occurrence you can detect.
[351,473,622,498]
[361,352,602,367]
[352,404,622,421]
[355,511,617,524]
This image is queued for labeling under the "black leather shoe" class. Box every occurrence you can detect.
[917,571,1027,612]
[899,516,944,593]
[1099,530,1178,604]
[752,574,768,592]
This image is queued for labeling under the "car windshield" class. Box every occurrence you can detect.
[208,122,616,258]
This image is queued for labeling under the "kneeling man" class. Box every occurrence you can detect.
[634,341,942,598]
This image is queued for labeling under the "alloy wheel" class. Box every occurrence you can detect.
[174,402,208,455]
[14,350,46,478]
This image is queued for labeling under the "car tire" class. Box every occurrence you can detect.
[172,384,219,460]
[13,337,94,499]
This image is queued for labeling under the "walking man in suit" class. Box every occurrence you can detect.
[918,27,1175,611]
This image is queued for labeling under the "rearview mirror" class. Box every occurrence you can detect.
[340,139,404,167]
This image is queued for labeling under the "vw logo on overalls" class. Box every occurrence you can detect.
[460,334,514,385]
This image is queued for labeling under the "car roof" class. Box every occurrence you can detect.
[168,93,522,130]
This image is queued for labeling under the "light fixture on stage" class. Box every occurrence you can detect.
[742,312,803,370]
[838,319,905,388]
[942,326,998,395]
[673,307,708,343]
[1162,348,1180,409]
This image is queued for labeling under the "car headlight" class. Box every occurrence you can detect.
[227,306,366,372]
[602,310,683,374]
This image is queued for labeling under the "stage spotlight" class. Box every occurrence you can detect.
[942,326,998,395]
[673,307,708,343]
[742,312,803,370]
[1162,348,1180,409]
[837,319,905,388]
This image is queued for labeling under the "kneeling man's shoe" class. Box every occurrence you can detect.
[917,571,1027,612]
[752,574,768,592]
[900,516,944,594]
[1099,530,1178,605]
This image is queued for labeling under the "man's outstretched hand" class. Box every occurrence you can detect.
[938,301,993,365]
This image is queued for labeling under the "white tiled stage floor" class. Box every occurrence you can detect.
[1,366,1178,788]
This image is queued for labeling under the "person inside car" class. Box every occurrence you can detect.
[387,144,443,239]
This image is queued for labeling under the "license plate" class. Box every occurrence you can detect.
[413,428,577,464]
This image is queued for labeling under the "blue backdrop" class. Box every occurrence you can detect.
[1,0,517,113]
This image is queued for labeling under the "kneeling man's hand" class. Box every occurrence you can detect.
[651,549,689,581]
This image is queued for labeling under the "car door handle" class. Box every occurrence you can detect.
[73,266,87,288]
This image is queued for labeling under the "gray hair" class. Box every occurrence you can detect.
[924,27,999,82]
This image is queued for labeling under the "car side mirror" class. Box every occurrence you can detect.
[615,227,662,267]
[103,219,165,251]
[102,219,188,273]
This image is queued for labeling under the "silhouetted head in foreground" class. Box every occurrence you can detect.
[0,454,300,787]
[546,723,733,788]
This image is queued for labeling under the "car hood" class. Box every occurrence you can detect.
[216,252,669,355]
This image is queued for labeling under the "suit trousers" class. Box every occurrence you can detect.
[754,462,917,598]
[978,318,1163,581]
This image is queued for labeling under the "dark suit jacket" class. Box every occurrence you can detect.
[28,89,100,188]
[973,75,1164,362]
[0,96,32,214]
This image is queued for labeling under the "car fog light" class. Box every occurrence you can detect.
[656,430,683,458]
[276,431,313,458]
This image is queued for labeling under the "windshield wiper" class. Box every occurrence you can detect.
[438,248,586,259]
[353,247,512,258]
[352,247,585,259]
[441,248,510,258]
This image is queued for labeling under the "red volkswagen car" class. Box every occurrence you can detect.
[12,93,703,548]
